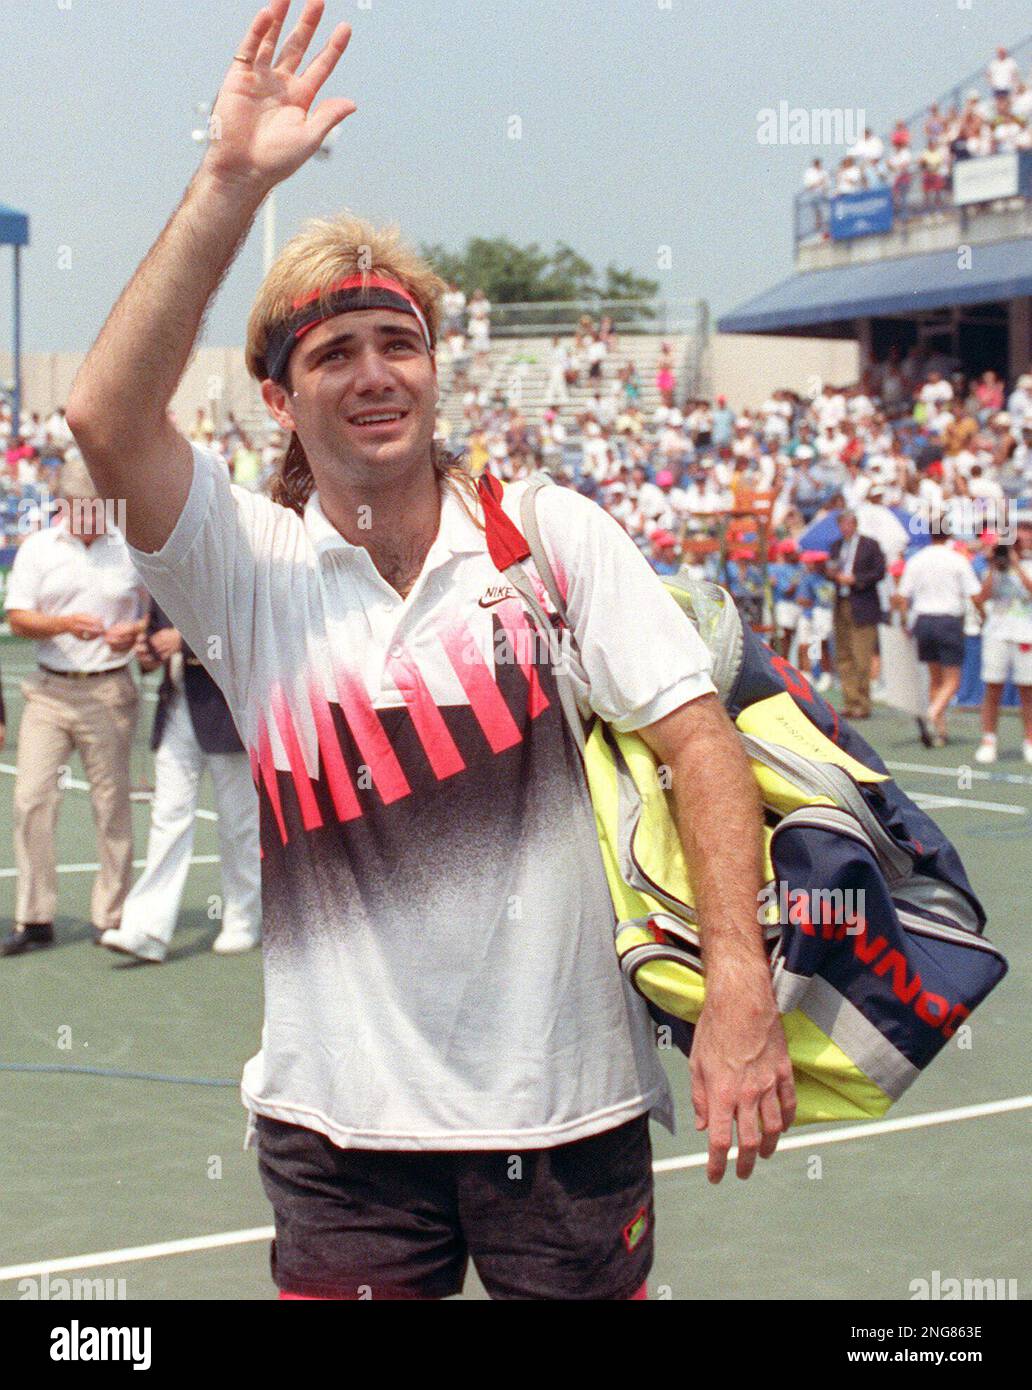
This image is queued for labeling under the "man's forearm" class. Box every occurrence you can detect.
[664,699,768,981]
[67,165,266,451]
[8,612,72,640]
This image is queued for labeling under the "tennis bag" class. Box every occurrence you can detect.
[478,472,1008,1127]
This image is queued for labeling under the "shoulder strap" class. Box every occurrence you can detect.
[518,477,572,631]
[477,473,586,755]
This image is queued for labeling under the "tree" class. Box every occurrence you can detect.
[420,236,658,305]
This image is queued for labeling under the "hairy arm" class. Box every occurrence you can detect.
[7,611,104,641]
[66,171,265,552]
[637,693,796,1181]
[65,1,355,553]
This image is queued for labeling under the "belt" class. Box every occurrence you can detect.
[39,664,127,680]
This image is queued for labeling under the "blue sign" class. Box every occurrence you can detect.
[829,187,894,241]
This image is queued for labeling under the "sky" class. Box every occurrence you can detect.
[3,0,1032,352]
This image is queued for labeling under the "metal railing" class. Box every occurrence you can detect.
[485,297,703,338]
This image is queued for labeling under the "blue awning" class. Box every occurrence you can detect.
[0,203,29,247]
[718,236,1032,334]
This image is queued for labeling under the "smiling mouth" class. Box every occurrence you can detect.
[347,409,409,428]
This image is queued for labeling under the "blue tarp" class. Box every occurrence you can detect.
[718,236,1032,334]
[798,506,915,553]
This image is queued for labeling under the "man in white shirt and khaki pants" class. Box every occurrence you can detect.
[2,455,146,956]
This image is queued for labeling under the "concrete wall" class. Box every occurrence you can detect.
[704,332,860,407]
[0,347,268,434]
[4,331,862,423]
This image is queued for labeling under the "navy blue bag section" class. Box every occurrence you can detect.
[770,825,1007,1069]
[727,623,986,933]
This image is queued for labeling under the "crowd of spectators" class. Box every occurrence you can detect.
[802,45,1032,220]
[6,318,1032,754]
[0,400,280,554]
[440,333,1032,750]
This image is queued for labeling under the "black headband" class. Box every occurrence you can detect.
[262,276,434,384]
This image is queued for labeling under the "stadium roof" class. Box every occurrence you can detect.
[0,203,29,247]
[718,236,1032,336]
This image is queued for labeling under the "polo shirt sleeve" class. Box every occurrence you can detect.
[531,485,716,732]
[4,535,43,611]
[126,442,292,714]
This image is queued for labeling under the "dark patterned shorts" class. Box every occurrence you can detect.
[256,1112,655,1301]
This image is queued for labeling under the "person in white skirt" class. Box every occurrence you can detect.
[100,600,261,962]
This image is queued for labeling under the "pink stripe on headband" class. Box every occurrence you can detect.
[291,274,432,350]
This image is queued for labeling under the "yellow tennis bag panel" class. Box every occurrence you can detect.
[584,695,896,1128]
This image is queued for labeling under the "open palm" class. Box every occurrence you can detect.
[206,0,356,189]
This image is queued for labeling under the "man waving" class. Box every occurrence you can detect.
[67,0,794,1301]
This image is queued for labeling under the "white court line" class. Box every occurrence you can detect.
[0,1094,1027,1283]
[888,759,1032,788]
[0,1228,277,1283]
[652,1093,1032,1174]
[907,792,1027,816]
[0,763,218,821]
[0,855,220,879]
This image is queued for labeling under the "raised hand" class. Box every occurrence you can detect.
[204,0,356,192]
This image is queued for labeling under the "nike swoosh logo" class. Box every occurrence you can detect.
[478,594,515,609]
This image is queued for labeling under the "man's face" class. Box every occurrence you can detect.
[840,513,857,540]
[262,308,438,485]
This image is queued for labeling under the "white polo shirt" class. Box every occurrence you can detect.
[898,543,981,619]
[129,445,716,1151]
[5,522,145,672]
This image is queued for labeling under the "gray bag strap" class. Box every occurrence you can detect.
[496,475,586,755]
[519,477,572,629]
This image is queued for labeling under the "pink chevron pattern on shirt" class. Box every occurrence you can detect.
[386,648,467,781]
[254,715,288,846]
[270,685,324,833]
[439,620,523,754]
[307,677,363,823]
[331,667,411,805]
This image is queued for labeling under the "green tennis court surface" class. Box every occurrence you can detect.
[0,641,1028,1300]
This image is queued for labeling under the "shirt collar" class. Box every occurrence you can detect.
[303,478,487,568]
[53,518,110,548]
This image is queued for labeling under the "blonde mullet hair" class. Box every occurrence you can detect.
[245,212,478,518]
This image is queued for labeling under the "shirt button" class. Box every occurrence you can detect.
[389,644,403,658]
